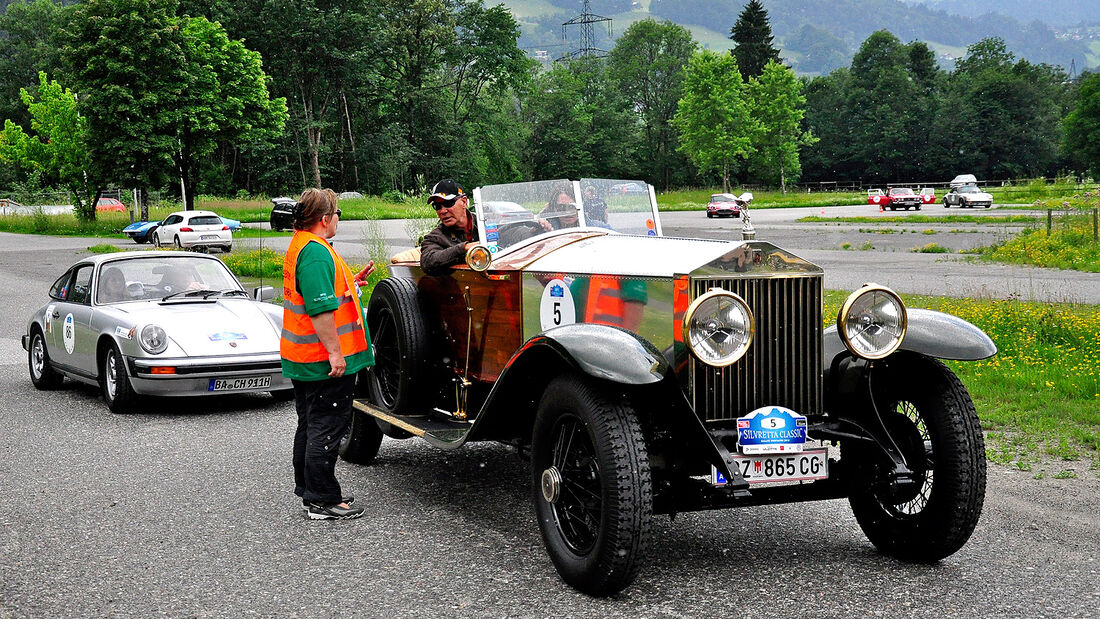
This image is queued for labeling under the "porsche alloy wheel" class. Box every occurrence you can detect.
[847,353,986,562]
[100,343,139,414]
[28,330,63,390]
[532,374,652,597]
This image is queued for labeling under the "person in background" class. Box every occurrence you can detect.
[583,185,608,225]
[420,179,480,274]
[538,186,579,231]
[281,187,375,521]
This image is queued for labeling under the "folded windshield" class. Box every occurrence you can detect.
[475,178,659,254]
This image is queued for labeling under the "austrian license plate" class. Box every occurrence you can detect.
[712,449,828,485]
[201,235,218,240]
[208,376,270,391]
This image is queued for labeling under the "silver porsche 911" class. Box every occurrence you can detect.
[22,251,292,413]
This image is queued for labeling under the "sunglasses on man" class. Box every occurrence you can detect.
[431,196,464,211]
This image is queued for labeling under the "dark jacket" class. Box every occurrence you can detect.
[420,211,479,274]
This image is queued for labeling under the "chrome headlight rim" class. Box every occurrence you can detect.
[139,324,169,355]
[682,289,755,368]
[836,283,907,360]
[465,244,493,272]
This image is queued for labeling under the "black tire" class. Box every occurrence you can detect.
[707,212,714,218]
[174,236,183,249]
[339,408,384,464]
[152,232,161,246]
[27,329,63,390]
[531,374,652,597]
[365,278,433,415]
[847,354,986,562]
[100,342,139,414]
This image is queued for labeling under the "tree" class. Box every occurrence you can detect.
[0,72,95,218]
[1063,72,1100,178]
[747,61,816,193]
[673,50,755,192]
[63,0,187,216]
[174,16,286,209]
[729,0,780,82]
[0,0,69,129]
[608,18,696,189]
[524,59,639,180]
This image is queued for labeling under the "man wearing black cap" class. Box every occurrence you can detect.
[420,179,480,274]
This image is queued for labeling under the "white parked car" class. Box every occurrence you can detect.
[949,174,977,189]
[151,210,233,252]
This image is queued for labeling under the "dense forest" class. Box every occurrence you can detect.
[1,0,1098,211]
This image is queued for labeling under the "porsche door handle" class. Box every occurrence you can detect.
[51,311,60,318]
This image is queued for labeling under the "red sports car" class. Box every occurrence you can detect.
[867,189,885,206]
[96,197,126,213]
[920,188,936,205]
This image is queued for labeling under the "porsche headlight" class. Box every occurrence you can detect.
[837,284,907,359]
[140,324,169,355]
[683,289,754,367]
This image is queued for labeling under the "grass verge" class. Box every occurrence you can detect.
[824,290,1100,474]
[799,214,1038,224]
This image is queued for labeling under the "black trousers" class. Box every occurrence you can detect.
[292,375,356,504]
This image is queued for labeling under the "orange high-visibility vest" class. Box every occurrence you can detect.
[585,277,626,326]
[280,231,369,363]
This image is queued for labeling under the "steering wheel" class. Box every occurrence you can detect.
[497,220,547,246]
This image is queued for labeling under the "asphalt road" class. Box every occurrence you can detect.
[1,214,1098,617]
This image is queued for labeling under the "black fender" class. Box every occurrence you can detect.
[824,308,996,369]
[465,323,748,490]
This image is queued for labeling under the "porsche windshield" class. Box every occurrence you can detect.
[475,178,659,254]
[96,256,242,304]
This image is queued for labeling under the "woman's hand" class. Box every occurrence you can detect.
[354,261,375,286]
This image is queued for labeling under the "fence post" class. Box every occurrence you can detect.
[1047,209,1052,236]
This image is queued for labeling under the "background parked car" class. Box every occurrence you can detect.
[95,197,126,213]
[151,210,233,252]
[943,184,994,208]
[706,193,743,218]
[949,174,977,188]
[270,197,295,231]
[919,188,936,204]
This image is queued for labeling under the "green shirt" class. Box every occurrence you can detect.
[281,241,374,381]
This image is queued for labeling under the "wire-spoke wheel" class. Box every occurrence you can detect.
[532,374,652,597]
[847,353,986,562]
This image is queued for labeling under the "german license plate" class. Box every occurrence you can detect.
[712,449,828,485]
[208,376,270,391]
[201,235,218,240]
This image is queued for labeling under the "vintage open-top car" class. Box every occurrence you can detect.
[341,178,996,596]
[23,251,291,413]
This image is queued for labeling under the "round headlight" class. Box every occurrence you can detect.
[837,284,907,359]
[683,289,754,367]
[140,324,169,355]
[465,244,492,272]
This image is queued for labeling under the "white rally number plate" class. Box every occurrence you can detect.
[712,449,828,485]
[208,376,271,391]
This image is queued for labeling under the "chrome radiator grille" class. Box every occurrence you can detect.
[688,275,823,422]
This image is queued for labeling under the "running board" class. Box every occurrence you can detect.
[352,399,472,448]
